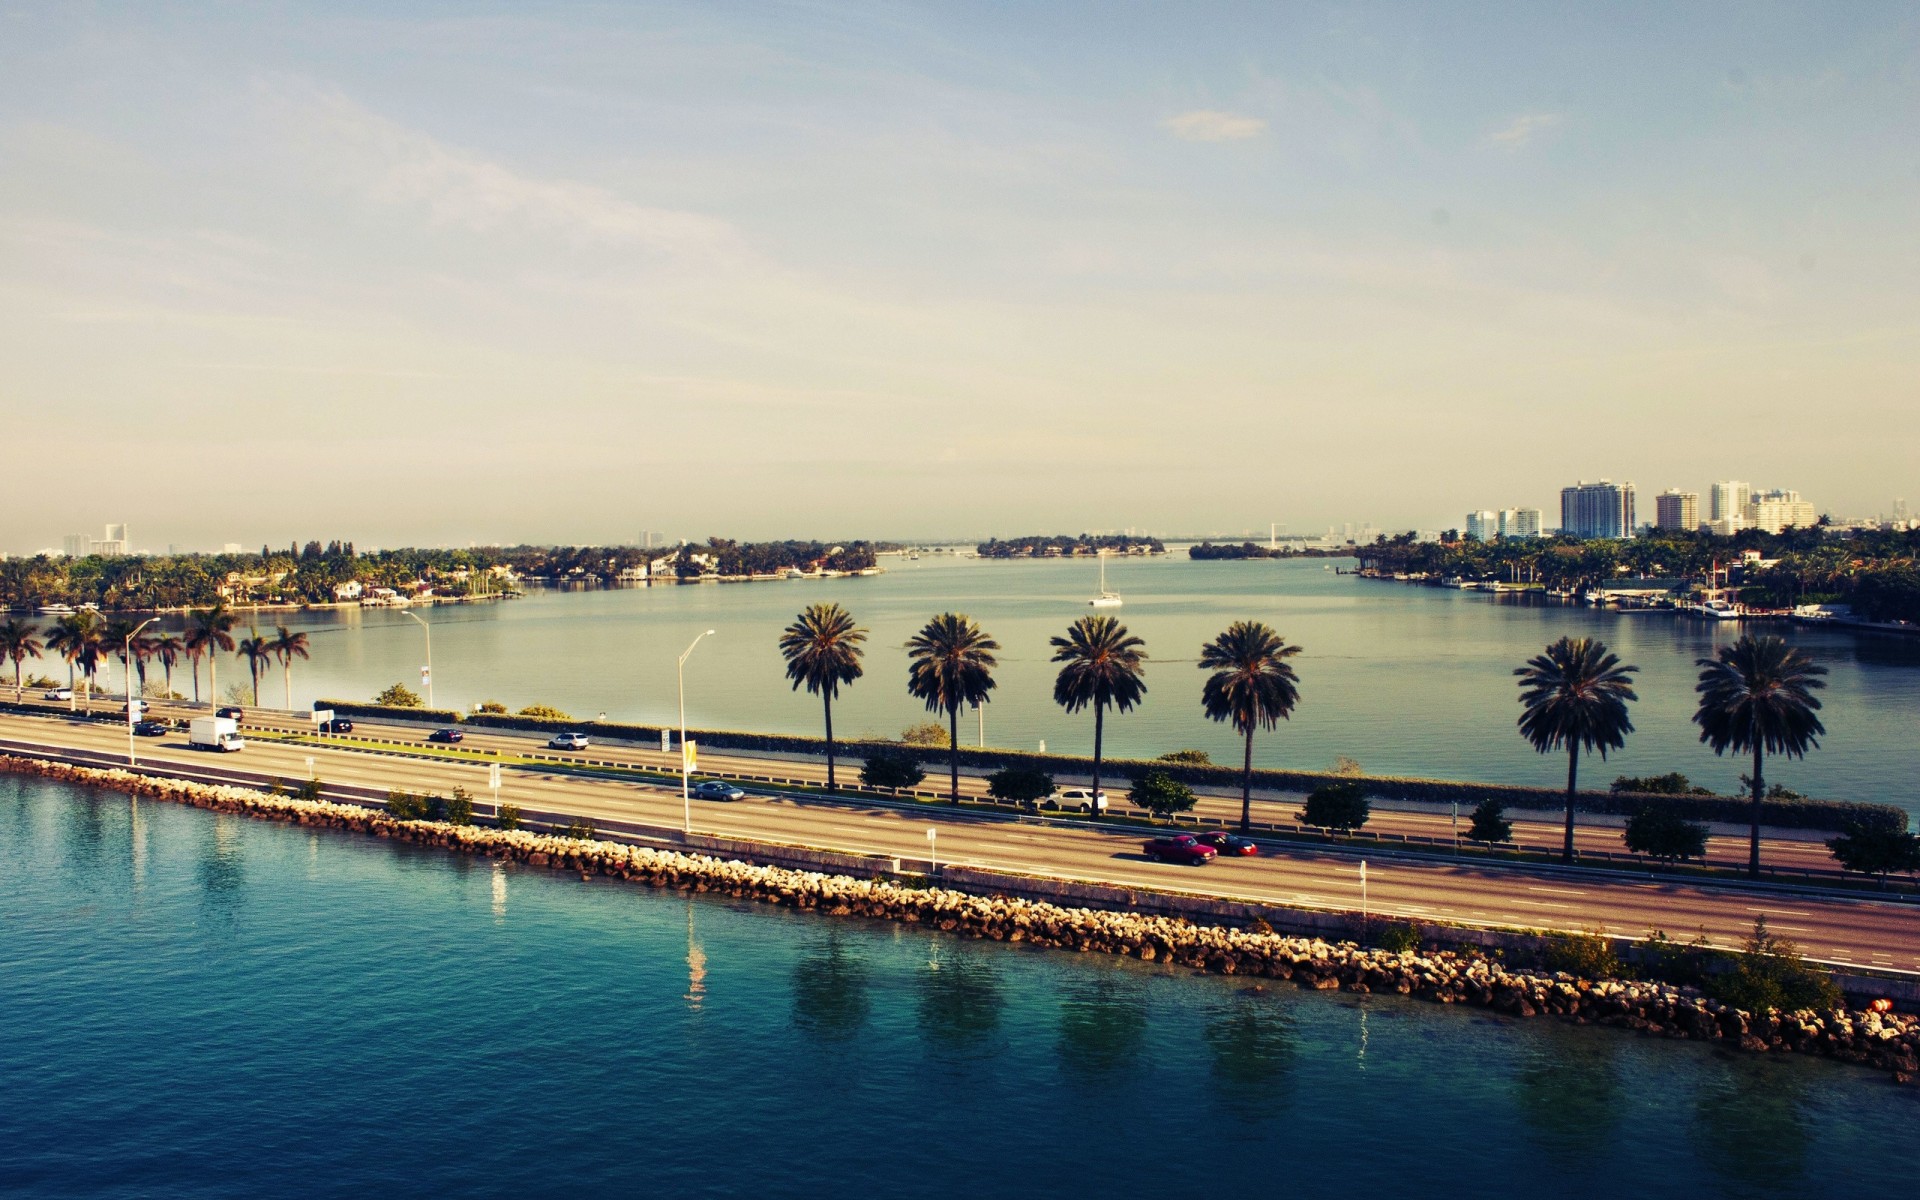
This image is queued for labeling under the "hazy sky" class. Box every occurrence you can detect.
[2,2,1916,551]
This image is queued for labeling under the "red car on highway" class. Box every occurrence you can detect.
[1194,831,1260,856]
[1143,834,1217,865]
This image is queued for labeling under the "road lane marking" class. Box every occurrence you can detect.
[1513,899,1571,909]
[1746,907,1813,917]
[1526,886,1589,896]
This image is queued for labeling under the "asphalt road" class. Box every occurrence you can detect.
[5,702,1916,974]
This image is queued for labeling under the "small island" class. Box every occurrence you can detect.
[975,534,1164,558]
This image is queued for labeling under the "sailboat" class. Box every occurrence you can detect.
[1088,552,1122,608]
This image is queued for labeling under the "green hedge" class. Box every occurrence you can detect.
[315,699,468,724]
[316,700,1910,833]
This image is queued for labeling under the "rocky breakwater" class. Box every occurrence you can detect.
[7,752,1917,1087]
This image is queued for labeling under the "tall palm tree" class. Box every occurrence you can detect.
[0,619,44,703]
[778,603,867,790]
[1198,621,1303,832]
[45,610,108,712]
[1694,634,1827,879]
[150,632,183,700]
[271,625,311,709]
[1515,636,1638,863]
[184,602,236,705]
[105,618,143,701]
[237,627,274,706]
[905,613,999,803]
[1049,615,1147,814]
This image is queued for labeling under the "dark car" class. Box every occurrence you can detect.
[427,728,464,744]
[690,779,746,802]
[133,720,169,737]
[1194,831,1260,856]
[319,717,354,734]
[216,705,244,722]
[1143,834,1217,865]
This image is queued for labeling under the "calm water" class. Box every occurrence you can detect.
[81,555,1920,812]
[2,774,1913,1198]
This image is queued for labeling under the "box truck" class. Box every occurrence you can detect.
[189,716,245,753]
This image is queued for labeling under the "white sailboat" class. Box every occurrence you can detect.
[1088,552,1122,608]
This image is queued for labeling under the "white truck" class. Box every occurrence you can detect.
[188,716,245,753]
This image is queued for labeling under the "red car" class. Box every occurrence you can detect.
[1195,831,1260,856]
[1143,834,1217,865]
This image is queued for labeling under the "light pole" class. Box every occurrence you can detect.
[124,616,157,766]
[403,610,433,709]
[927,827,938,874]
[678,629,716,834]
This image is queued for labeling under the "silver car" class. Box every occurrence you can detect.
[690,780,746,802]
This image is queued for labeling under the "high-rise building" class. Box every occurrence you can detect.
[61,533,88,558]
[1654,490,1699,532]
[1560,480,1636,539]
[1464,510,1498,541]
[91,523,129,556]
[1499,508,1543,539]
[1710,481,1750,523]
[1746,489,1817,535]
[1893,498,1910,525]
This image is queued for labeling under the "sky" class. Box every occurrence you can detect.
[2,1,1916,551]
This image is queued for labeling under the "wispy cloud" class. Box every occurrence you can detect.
[1159,110,1267,142]
[1487,112,1563,149]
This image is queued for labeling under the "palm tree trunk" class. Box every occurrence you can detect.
[822,691,836,791]
[1562,744,1579,863]
[1240,727,1254,833]
[283,662,291,710]
[1091,701,1104,815]
[209,654,217,706]
[948,704,960,804]
[13,660,20,704]
[191,655,201,703]
[1749,743,1764,880]
[67,660,76,711]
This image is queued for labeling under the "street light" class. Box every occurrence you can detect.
[124,616,157,766]
[402,610,433,709]
[679,629,717,834]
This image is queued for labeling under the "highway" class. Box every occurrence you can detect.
[4,702,1916,974]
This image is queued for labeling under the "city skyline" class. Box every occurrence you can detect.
[3,3,1918,546]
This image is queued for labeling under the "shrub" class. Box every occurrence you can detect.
[1542,930,1622,978]
[1638,928,1721,990]
[1332,755,1363,777]
[496,803,521,831]
[1611,772,1713,796]
[1302,781,1370,833]
[1245,915,1273,935]
[518,704,571,720]
[1465,799,1512,845]
[476,700,508,714]
[986,765,1054,806]
[443,786,474,827]
[386,789,429,821]
[1129,768,1198,821]
[265,777,286,796]
[1156,749,1212,765]
[1371,919,1421,953]
[557,816,596,841]
[1623,806,1710,864]
[1709,917,1841,1013]
[861,747,926,791]
[900,722,949,749]
[375,683,423,708]
[1826,823,1920,884]
[293,777,323,803]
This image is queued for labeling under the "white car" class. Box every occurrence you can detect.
[547,732,590,751]
[44,687,73,701]
[1051,788,1110,814]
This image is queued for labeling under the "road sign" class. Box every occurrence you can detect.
[311,709,334,726]
[660,729,672,754]
[488,762,502,790]
[682,740,698,772]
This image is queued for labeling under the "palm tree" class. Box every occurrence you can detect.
[778,603,867,790]
[1693,634,1827,879]
[105,618,143,701]
[150,632,183,700]
[0,619,44,702]
[1515,636,1638,863]
[184,602,236,705]
[905,613,999,803]
[1198,621,1303,832]
[45,610,108,712]
[1049,615,1147,814]
[237,627,274,706]
[271,625,311,709]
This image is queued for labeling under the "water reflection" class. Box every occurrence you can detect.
[685,900,707,1012]
[197,815,246,905]
[916,947,1004,1054]
[1056,972,1147,1077]
[1203,989,1296,1116]
[490,862,508,921]
[1515,1036,1622,1153]
[1691,1059,1811,1191]
[792,933,871,1042]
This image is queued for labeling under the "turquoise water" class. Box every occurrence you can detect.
[3,774,1914,1198]
[103,554,1920,813]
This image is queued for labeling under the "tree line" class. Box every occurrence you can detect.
[974,534,1165,558]
[0,601,310,710]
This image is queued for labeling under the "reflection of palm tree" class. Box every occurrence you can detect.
[778,603,866,791]
[271,625,311,709]
[0,619,44,702]
[1049,616,1147,815]
[1693,634,1826,879]
[1691,1057,1809,1189]
[1199,622,1302,832]
[1202,992,1295,1115]
[792,934,871,1041]
[1515,1039,1621,1152]
[905,614,999,803]
[915,948,1004,1051]
[1057,973,1147,1076]
[1515,636,1637,863]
